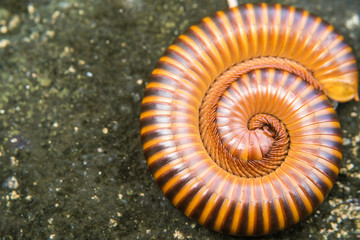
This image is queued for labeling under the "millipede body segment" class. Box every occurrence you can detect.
[140,3,359,236]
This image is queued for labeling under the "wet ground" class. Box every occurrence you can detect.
[0,0,359,239]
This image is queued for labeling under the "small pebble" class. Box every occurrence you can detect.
[136,79,143,85]
[28,4,35,15]
[173,230,185,240]
[78,59,86,65]
[0,26,8,34]
[109,218,118,228]
[91,195,99,201]
[343,138,351,146]
[346,163,354,171]
[46,30,55,38]
[8,15,20,30]
[51,11,60,23]
[0,39,10,48]
[10,190,20,200]
[4,176,19,189]
[345,14,360,29]
[68,65,76,73]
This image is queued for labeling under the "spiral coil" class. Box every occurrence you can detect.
[140,3,358,236]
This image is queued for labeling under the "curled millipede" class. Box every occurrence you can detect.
[140,3,359,236]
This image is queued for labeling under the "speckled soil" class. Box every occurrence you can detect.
[0,0,359,239]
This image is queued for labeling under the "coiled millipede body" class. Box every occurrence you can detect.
[140,3,359,236]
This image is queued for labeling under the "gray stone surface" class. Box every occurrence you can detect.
[0,0,359,239]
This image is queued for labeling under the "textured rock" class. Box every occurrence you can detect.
[0,0,359,239]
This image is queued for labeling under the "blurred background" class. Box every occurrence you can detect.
[0,0,359,239]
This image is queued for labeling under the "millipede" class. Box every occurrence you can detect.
[139,2,359,236]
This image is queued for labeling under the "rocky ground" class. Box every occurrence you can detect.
[0,0,359,239]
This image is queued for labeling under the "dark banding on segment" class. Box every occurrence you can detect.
[204,194,226,228]
[253,178,264,235]
[237,202,250,235]
[164,172,193,199]
[176,180,204,212]
[189,189,215,220]
[220,199,237,233]
[206,177,233,229]
[169,157,210,203]
[276,170,308,220]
